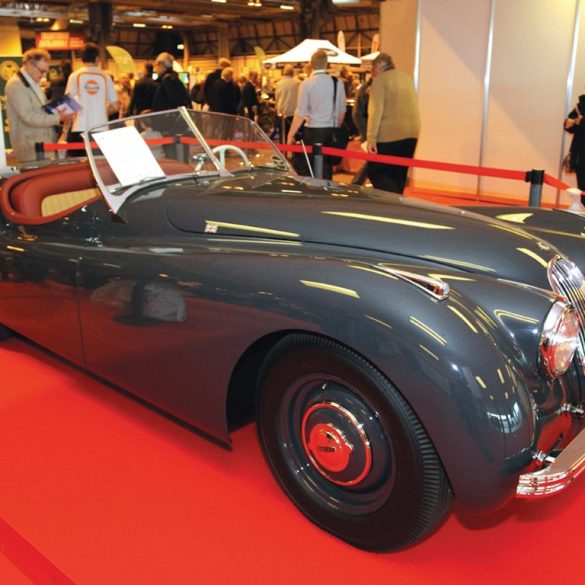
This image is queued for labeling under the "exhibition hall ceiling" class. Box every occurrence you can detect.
[0,0,380,30]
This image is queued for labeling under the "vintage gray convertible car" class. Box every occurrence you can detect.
[1,108,584,551]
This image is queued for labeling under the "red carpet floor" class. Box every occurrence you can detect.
[0,337,583,584]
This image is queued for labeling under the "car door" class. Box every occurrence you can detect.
[76,192,230,436]
[0,204,95,364]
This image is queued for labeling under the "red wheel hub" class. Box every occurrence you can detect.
[301,401,372,486]
[307,423,354,473]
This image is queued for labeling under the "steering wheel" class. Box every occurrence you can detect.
[211,144,252,168]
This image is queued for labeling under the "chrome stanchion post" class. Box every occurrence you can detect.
[175,135,189,163]
[35,142,45,161]
[526,169,544,207]
[313,143,324,179]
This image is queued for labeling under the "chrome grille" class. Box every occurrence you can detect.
[548,256,585,366]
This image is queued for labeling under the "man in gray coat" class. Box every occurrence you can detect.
[5,48,71,164]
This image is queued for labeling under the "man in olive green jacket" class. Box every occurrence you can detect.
[366,52,420,193]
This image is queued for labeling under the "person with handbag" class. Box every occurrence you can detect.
[366,52,420,194]
[564,97,585,200]
[286,49,346,179]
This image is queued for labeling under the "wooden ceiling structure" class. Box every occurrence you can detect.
[0,0,380,59]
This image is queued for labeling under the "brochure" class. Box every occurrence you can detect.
[43,94,83,115]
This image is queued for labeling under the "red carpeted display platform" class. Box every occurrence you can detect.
[1,337,584,585]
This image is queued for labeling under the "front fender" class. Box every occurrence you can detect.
[223,251,565,510]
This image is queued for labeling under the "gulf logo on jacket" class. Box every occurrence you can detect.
[84,79,100,95]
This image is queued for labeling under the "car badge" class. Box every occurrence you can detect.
[204,223,218,234]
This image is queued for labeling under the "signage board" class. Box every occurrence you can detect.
[36,32,85,50]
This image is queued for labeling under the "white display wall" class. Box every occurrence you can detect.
[380,0,585,205]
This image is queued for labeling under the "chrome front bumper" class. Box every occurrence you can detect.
[517,426,585,498]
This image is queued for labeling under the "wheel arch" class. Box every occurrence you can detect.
[225,298,537,512]
[218,253,549,510]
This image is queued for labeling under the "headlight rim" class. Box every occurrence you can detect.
[539,298,580,379]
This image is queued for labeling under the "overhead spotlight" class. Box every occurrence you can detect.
[177,43,184,50]
[162,24,173,29]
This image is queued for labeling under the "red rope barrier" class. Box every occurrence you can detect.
[38,138,575,193]
[543,173,570,191]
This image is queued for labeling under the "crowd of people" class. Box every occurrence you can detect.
[4,42,421,194]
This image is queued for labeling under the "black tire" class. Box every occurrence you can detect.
[257,333,452,551]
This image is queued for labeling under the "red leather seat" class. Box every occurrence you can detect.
[10,166,97,217]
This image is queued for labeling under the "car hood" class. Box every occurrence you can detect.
[165,173,558,287]
[462,206,585,272]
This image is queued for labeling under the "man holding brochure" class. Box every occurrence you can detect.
[5,48,73,163]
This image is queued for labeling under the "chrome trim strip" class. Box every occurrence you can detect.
[517,426,585,498]
[376,266,450,301]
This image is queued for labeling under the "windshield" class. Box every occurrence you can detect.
[84,107,290,214]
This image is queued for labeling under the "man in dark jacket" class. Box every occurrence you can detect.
[241,71,259,119]
[204,58,231,107]
[151,52,191,112]
[208,67,241,115]
[129,63,157,115]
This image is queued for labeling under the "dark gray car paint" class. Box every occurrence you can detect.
[0,171,582,511]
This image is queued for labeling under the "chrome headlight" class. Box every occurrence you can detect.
[539,299,580,378]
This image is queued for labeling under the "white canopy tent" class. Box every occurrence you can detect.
[263,39,361,66]
[360,51,379,62]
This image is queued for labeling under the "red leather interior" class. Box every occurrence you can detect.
[0,162,97,225]
[11,167,96,217]
[0,158,194,225]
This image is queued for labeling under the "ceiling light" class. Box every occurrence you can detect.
[211,0,227,3]
[162,24,173,29]
[133,23,146,27]
[70,19,84,24]
[280,4,294,8]
[177,43,184,50]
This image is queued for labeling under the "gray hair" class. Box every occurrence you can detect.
[372,52,395,71]
[155,52,174,70]
[23,48,51,65]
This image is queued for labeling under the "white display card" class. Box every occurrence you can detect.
[93,125,165,187]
